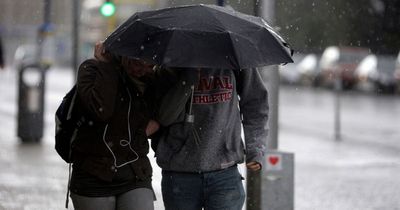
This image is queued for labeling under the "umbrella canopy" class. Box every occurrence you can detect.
[104,4,293,69]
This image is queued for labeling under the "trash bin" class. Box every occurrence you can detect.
[17,63,48,142]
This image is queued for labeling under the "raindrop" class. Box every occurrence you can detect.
[153,54,157,59]
[99,107,103,112]
[140,45,145,50]
[88,121,94,126]
[117,38,121,42]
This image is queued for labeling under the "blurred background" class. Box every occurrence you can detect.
[1,0,400,93]
[0,0,400,210]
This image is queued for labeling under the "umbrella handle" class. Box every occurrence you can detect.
[188,85,194,115]
[185,85,195,123]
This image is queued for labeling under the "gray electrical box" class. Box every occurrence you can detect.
[246,150,294,210]
[261,150,295,210]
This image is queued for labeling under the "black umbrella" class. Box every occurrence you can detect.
[104,4,293,69]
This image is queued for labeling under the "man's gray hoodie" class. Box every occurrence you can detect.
[155,68,268,172]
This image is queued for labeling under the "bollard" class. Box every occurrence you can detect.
[247,150,295,210]
[17,63,48,142]
[262,150,295,210]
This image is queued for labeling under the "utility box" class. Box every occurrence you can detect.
[17,63,48,142]
[262,150,295,210]
[246,150,295,210]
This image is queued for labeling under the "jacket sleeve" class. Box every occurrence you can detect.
[156,68,198,126]
[237,68,269,167]
[76,59,120,122]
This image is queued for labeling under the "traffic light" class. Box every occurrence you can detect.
[100,0,116,17]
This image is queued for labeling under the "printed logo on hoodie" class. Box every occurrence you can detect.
[194,75,233,104]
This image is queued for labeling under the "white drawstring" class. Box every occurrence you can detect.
[103,87,139,168]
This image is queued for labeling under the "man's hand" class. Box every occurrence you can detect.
[146,120,160,137]
[246,161,261,171]
[94,41,112,62]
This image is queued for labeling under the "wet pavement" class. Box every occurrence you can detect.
[279,86,400,210]
[1,67,400,210]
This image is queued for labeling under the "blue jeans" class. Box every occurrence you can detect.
[161,166,245,210]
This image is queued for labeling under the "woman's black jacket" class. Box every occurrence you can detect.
[72,58,155,182]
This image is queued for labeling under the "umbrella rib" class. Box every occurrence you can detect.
[225,32,242,69]
[158,30,175,66]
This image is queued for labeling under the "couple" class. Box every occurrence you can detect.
[69,41,269,210]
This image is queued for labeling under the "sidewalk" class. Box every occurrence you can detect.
[278,86,400,210]
[0,67,165,209]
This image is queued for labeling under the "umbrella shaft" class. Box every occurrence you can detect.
[188,85,194,114]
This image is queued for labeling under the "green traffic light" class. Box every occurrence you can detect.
[100,2,116,17]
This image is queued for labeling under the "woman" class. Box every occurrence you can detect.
[69,42,160,210]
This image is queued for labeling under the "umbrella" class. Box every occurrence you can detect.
[104,4,293,69]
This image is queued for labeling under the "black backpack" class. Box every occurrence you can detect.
[55,85,85,163]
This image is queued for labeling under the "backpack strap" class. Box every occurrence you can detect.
[65,162,72,208]
[64,86,86,209]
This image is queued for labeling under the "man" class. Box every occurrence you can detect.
[154,67,269,210]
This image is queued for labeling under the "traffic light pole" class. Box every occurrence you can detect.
[36,0,52,64]
[247,1,294,210]
[72,0,80,80]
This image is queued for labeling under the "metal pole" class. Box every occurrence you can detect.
[247,1,278,210]
[265,67,280,149]
[44,0,51,24]
[36,0,52,63]
[334,70,342,141]
[72,0,80,80]
[259,0,278,150]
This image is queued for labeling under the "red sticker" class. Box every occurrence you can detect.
[269,156,279,165]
